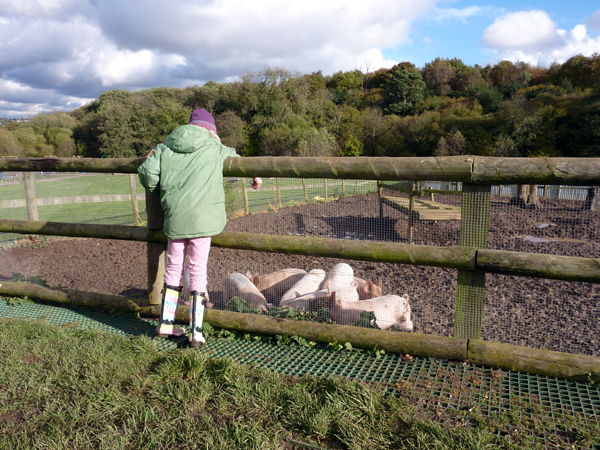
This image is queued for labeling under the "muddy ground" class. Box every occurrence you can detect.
[1,192,599,356]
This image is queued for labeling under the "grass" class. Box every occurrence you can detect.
[0,174,379,245]
[0,317,526,450]
[0,173,142,200]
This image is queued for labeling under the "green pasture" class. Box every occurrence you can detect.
[0,317,529,450]
[227,177,378,214]
[0,175,379,245]
[0,173,143,200]
[0,174,377,221]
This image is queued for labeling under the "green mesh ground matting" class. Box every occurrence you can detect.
[0,298,187,351]
[1,299,599,449]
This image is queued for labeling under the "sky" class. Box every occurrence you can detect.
[1,0,599,118]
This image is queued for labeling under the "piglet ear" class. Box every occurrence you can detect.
[351,280,358,288]
[245,271,252,279]
[402,293,410,301]
[251,274,260,286]
[376,278,383,288]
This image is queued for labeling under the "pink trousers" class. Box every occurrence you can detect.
[164,237,212,293]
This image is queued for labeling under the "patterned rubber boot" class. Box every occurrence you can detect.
[156,284,185,337]
[189,291,207,347]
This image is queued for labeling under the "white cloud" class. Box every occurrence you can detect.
[92,0,433,70]
[432,6,483,22]
[0,79,93,118]
[0,0,443,116]
[585,8,600,31]
[0,0,92,19]
[481,10,600,66]
[482,10,559,50]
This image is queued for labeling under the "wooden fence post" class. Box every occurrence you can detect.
[454,183,491,340]
[324,179,328,199]
[276,178,282,208]
[408,182,416,244]
[377,181,383,219]
[302,179,308,203]
[23,172,39,221]
[129,174,140,225]
[242,178,249,215]
[144,191,166,307]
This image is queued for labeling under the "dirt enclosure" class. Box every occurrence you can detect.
[1,192,599,356]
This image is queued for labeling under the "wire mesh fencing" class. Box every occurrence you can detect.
[0,172,148,245]
[1,173,599,357]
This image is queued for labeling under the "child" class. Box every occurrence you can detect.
[138,108,262,347]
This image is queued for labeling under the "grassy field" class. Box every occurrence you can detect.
[0,174,378,245]
[0,317,525,450]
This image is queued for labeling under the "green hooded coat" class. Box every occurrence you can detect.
[138,125,239,239]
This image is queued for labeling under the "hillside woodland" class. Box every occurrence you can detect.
[1,55,599,159]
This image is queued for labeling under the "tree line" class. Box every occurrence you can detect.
[1,54,599,160]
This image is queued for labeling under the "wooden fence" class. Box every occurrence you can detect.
[0,155,599,382]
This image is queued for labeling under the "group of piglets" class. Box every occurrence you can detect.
[222,263,413,332]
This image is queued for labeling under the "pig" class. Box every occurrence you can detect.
[223,272,270,312]
[245,268,307,307]
[328,292,413,332]
[280,289,330,311]
[319,263,356,292]
[354,277,383,300]
[280,269,326,303]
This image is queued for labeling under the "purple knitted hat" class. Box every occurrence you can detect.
[189,108,217,133]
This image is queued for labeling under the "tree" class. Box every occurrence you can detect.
[421,58,455,95]
[473,86,503,114]
[303,71,327,93]
[490,135,518,157]
[215,110,249,154]
[371,62,419,89]
[185,82,221,114]
[384,70,426,116]
[325,70,363,91]
[258,123,301,157]
[434,130,466,156]
[361,108,387,155]
[297,127,339,157]
[489,60,524,87]
[501,94,557,156]
[510,184,542,209]
[11,126,49,157]
[551,53,600,90]
[451,66,486,92]
[0,127,24,156]
[340,135,363,156]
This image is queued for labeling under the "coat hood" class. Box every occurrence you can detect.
[165,124,212,154]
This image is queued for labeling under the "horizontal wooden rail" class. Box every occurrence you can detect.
[0,219,475,270]
[477,250,600,283]
[1,219,599,283]
[468,340,600,382]
[2,156,600,185]
[1,280,598,382]
[0,219,158,242]
[211,231,476,269]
